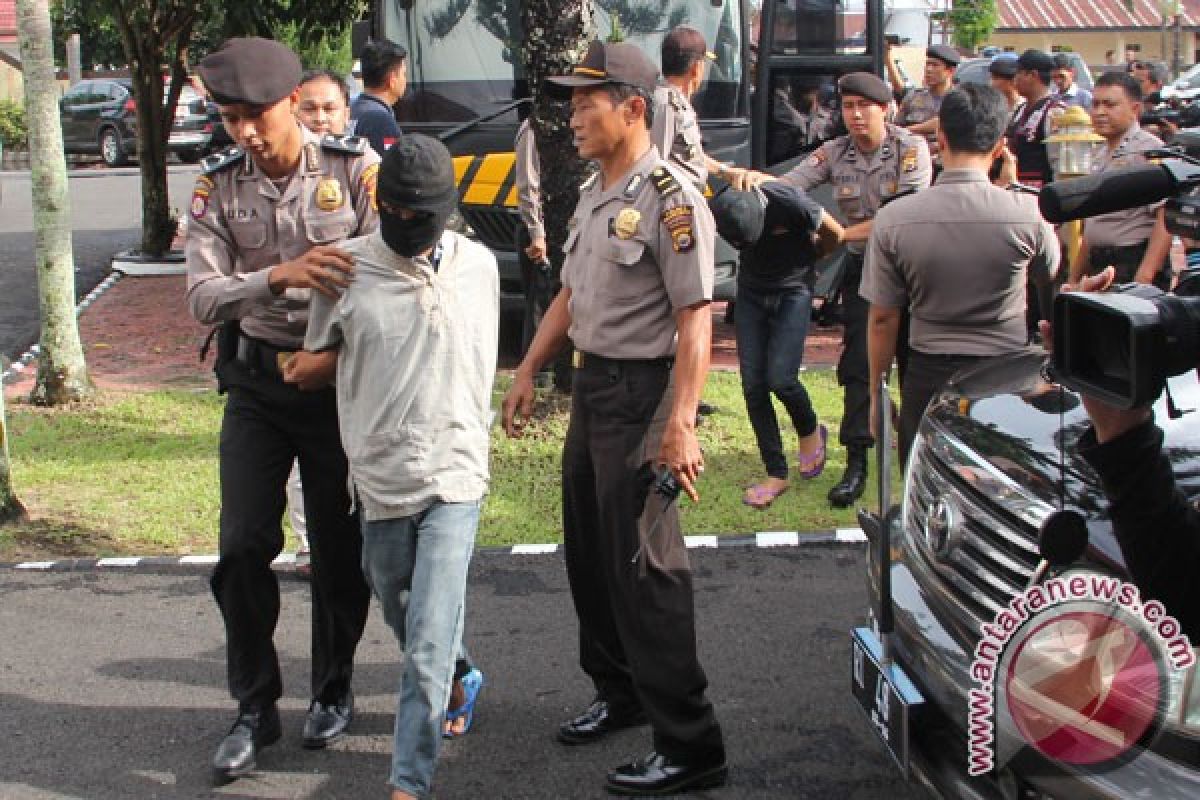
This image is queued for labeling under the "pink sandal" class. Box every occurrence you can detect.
[797,424,828,479]
[743,482,789,510]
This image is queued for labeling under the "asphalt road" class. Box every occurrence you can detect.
[0,165,199,365]
[0,546,924,800]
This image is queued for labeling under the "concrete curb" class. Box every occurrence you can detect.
[2,527,868,573]
[111,248,186,276]
[1,272,124,386]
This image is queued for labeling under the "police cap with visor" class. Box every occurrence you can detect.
[197,37,302,106]
[545,40,660,99]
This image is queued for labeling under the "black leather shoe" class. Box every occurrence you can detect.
[605,751,728,796]
[212,705,281,784]
[557,700,648,745]
[828,447,868,508]
[302,690,353,749]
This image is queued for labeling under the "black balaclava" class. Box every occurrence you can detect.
[376,134,459,258]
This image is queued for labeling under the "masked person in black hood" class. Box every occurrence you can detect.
[710,182,843,509]
[285,134,498,799]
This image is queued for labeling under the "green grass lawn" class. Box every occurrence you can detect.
[0,370,893,560]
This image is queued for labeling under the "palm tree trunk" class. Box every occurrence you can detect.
[521,1,594,392]
[16,0,92,406]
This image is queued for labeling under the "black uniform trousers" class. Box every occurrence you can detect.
[211,356,370,712]
[840,253,909,451]
[561,356,725,765]
[898,350,985,466]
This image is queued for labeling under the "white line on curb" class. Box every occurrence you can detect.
[756,531,800,547]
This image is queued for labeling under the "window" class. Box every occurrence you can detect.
[382,0,746,124]
[771,0,867,56]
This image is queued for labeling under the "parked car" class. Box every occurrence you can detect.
[855,351,1200,798]
[1162,63,1200,102]
[956,51,1095,92]
[59,79,212,167]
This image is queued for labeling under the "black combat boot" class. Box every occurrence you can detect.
[828,447,868,508]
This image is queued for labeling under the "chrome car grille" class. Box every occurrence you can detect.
[903,431,1044,635]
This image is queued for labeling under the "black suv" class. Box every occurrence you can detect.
[854,351,1200,798]
[59,79,212,166]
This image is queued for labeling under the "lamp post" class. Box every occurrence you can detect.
[1045,105,1104,267]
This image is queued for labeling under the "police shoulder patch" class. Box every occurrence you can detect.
[361,163,380,211]
[201,147,245,175]
[901,147,919,173]
[650,166,682,197]
[321,133,369,156]
[807,148,827,168]
[660,203,695,253]
[190,174,215,220]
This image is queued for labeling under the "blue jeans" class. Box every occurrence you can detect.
[735,283,820,480]
[360,501,480,798]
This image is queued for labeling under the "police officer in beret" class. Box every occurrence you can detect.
[185,36,377,783]
[895,44,960,162]
[502,39,726,796]
[748,72,932,508]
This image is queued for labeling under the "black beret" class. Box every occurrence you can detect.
[377,134,458,214]
[709,184,766,250]
[988,55,1018,79]
[1017,49,1056,74]
[837,72,892,105]
[198,37,302,107]
[546,40,660,100]
[926,44,961,67]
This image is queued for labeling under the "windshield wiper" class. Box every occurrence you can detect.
[439,97,531,143]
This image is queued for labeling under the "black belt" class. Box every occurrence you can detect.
[573,351,674,372]
[1089,242,1147,263]
[234,333,297,379]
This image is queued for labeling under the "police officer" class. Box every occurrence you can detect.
[751,72,932,508]
[1071,72,1172,290]
[862,84,1059,463]
[502,40,726,797]
[514,115,552,354]
[895,44,960,164]
[652,24,756,191]
[185,37,376,783]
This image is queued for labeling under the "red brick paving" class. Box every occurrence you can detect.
[4,279,842,398]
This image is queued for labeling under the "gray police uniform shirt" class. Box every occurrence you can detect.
[861,169,1060,356]
[304,230,499,521]
[781,124,932,254]
[896,87,946,153]
[1084,124,1164,249]
[650,84,707,189]
[186,125,380,349]
[561,145,714,360]
[515,118,545,241]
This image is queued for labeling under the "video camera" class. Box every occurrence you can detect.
[1138,107,1183,129]
[1039,152,1200,408]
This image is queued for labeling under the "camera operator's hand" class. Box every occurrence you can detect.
[268,245,355,299]
[1040,266,1152,442]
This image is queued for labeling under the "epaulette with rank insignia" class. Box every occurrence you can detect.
[201,146,245,175]
[321,133,369,156]
[580,172,599,192]
[650,166,682,197]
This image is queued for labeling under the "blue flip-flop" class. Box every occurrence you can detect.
[443,668,483,738]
